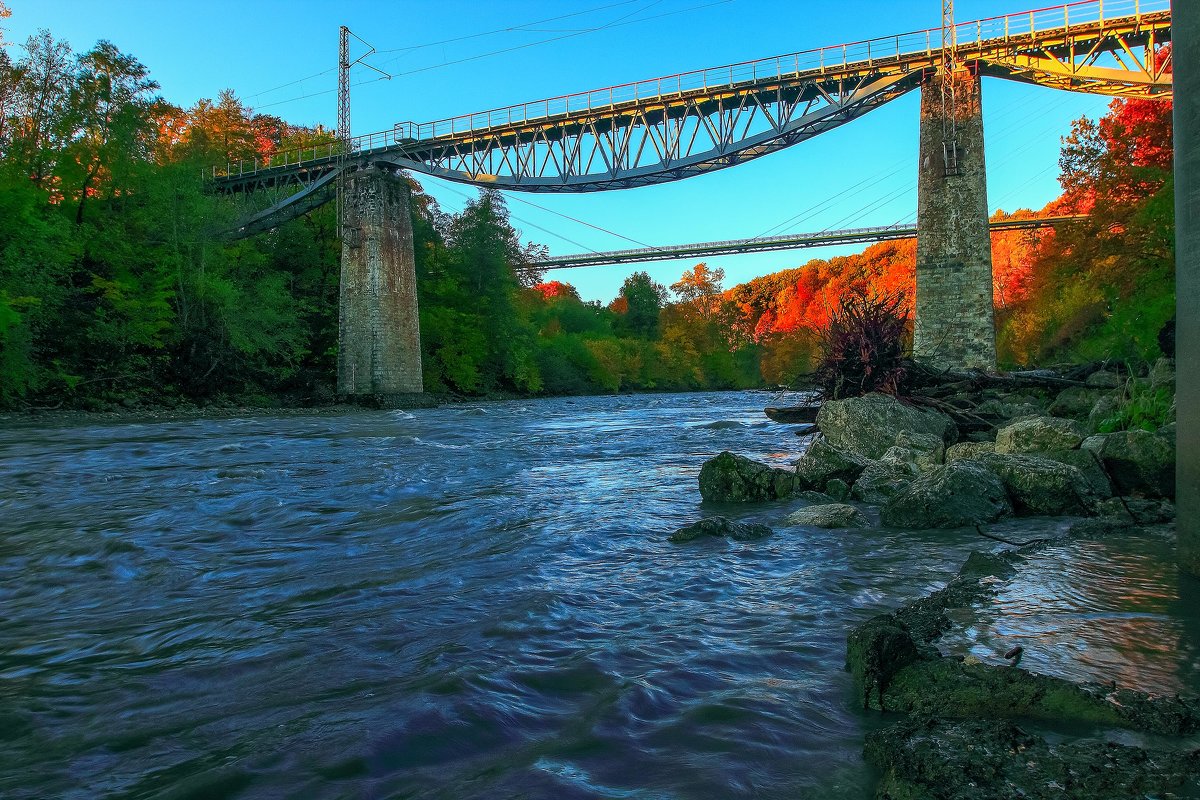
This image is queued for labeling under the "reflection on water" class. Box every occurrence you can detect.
[0,392,1195,800]
[940,534,1199,696]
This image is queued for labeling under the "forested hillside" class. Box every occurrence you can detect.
[0,13,1174,410]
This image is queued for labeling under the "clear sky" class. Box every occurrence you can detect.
[5,0,1114,302]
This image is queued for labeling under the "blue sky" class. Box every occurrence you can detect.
[5,0,1114,302]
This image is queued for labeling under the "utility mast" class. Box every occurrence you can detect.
[337,25,351,228]
[940,0,960,176]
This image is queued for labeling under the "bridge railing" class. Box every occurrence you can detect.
[213,0,1168,182]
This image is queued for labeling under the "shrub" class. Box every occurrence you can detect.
[812,291,910,400]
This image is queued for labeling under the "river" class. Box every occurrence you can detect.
[1,391,1196,799]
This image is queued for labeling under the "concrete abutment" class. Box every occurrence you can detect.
[915,70,997,371]
[337,166,424,398]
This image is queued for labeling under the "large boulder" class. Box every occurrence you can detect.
[1148,357,1175,389]
[866,717,1200,800]
[793,436,869,487]
[880,462,1011,529]
[852,460,917,505]
[1088,394,1121,432]
[698,451,798,502]
[1085,430,1176,499]
[1036,448,1113,498]
[994,415,1086,454]
[972,453,1101,516]
[1086,369,1123,388]
[669,516,773,543]
[786,503,871,529]
[1049,386,1108,420]
[945,441,995,462]
[894,430,945,468]
[816,393,956,461]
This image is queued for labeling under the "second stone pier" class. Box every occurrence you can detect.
[914,69,997,371]
[338,166,424,398]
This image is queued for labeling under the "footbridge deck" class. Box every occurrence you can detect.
[533,215,1084,269]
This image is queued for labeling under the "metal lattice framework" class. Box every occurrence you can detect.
[533,215,1086,270]
[214,0,1172,236]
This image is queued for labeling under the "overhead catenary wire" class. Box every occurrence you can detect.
[246,0,731,113]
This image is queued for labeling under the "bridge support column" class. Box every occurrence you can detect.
[1175,0,1199,577]
[338,166,424,398]
[914,69,997,371]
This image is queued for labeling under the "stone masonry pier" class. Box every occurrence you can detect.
[338,166,424,397]
[915,69,997,371]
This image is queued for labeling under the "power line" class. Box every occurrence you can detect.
[375,0,645,56]
[385,0,730,80]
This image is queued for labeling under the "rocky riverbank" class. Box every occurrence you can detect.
[681,360,1190,798]
[695,360,1176,529]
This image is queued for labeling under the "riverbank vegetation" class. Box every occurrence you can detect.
[0,17,1174,410]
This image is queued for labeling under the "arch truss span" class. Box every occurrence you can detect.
[381,72,919,192]
[973,7,1172,97]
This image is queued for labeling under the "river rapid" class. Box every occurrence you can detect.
[2,391,1197,799]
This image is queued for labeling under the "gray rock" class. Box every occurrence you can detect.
[994,415,1085,453]
[816,393,955,460]
[880,462,1011,529]
[669,516,773,542]
[1049,386,1107,420]
[1086,369,1123,388]
[823,478,850,501]
[865,717,1200,800]
[894,430,945,467]
[945,441,995,462]
[973,453,1101,516]
[698,451,798,502]
[1088,394,1121,432]
[1158,421,1176,444]
[1088,429,1176,498]
[786,503,870,529]
[977,397,1045,420]
[852,460,917,505]
[1093,497,1176,524]
[1037,448,1113,499]
[798,490,837,504]
[794,436,869,488]
[1149,357,1175,389]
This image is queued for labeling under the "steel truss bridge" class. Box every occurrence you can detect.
[213,0,1171,239]
[533,215,1085,270]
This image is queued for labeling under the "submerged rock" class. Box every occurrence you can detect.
[668,516,772,543]
[972,453,1100,516]
[880,462,1011,529]
[793,437,869,488]
[785,503,870,529]
[866,717,1200,800]
[816,393,955,460]
[1085,429,1176,499]
[994,415,1085,454]
[698,452,798,502]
